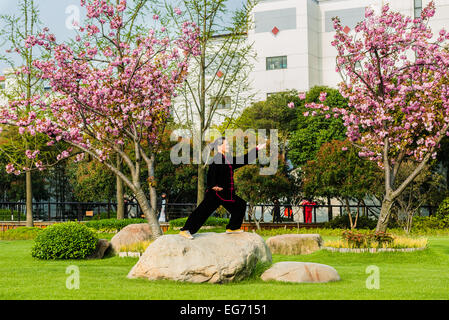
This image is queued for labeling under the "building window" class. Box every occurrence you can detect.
[325,8,365,33]
[213,96,231,109]
[254,8,296,34]
[266,56,287,70]
[414,0,422,18]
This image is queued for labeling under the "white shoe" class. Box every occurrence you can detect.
[179,230,194,239]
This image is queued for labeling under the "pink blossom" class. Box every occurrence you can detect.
[5,164,14,174]
[6,0,200,181]
[319,92,327,102]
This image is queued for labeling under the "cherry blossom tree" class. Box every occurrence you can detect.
[0,0,68,227]
[2,0,200,237]
[300,1,449,232]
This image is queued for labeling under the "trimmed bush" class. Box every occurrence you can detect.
[83,218,147,232]
[323,213,400,229]
[31,222,98,260]
[411,216,449,231]
[0,227,43,240]
[169,216,229,228]
[323,214,378,229]
[342,230,394,248]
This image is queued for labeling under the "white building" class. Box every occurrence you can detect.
[248,0,449,102]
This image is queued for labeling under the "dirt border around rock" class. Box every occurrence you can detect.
[322,246,427,253]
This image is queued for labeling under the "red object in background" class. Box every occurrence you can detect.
[343,26,351,34]
[272,26,279,35]
[302,200,316,223]
[283,206,292,218]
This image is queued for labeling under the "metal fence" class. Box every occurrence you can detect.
[0,201,438,223]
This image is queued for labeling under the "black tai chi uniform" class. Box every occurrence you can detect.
[181,147,259,234]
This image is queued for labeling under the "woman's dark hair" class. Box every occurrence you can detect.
[209,136,226,149]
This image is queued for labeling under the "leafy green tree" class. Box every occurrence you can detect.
[392,161,447,233]
[222,90,299,161]
[288,86,347,168]
[302,140,382,229]
[436,136,449,189]
[153,126,198,204]
[234,161,300,230]
[66,160,116,203]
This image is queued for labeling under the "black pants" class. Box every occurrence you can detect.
[181,189,247,234]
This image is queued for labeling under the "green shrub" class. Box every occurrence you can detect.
[169,216,229,228]
[341,230,394,248]
[83,218,147,232]
[0,227,43,240]
[436,198,449,218]
[0,209,26,221]
[255,227,344,237]
[411,216,449,231]
[323,214,377,229]
[323,213,399,229]
[371,231,394,244]
[31,222,98,260]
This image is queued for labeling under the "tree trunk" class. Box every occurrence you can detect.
[250,206,261,230]
[197,164,206,205]
[134,188,163,237]
[116,177,124,219]
[25,170,33,227]
[344,198,354,229]
[327,195,332,222]
[116,155,125,220]
[376,197,394,232]
[116,154,124,220]
[148,152,157,218]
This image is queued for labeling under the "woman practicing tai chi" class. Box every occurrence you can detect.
[179,136,266,239]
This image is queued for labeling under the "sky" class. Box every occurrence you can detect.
[0,0,244,73]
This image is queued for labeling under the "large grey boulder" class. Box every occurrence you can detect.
[261,261,340,283]
[266,234,323,255]
[127,232,272,283]
[110,223,153,254]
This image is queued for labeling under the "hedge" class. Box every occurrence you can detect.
[83,218,147,232]
[169,216,229,228]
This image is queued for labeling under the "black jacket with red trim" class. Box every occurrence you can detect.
[206,147,259,201]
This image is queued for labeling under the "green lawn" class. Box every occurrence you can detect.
[0,235,448,300]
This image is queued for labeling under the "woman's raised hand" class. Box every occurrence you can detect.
[257,142,267,150]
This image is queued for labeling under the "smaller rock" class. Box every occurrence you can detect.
[261,261,340,283]
[266,234,323,255]
[87,239,110,259]
[110,223,153,254]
